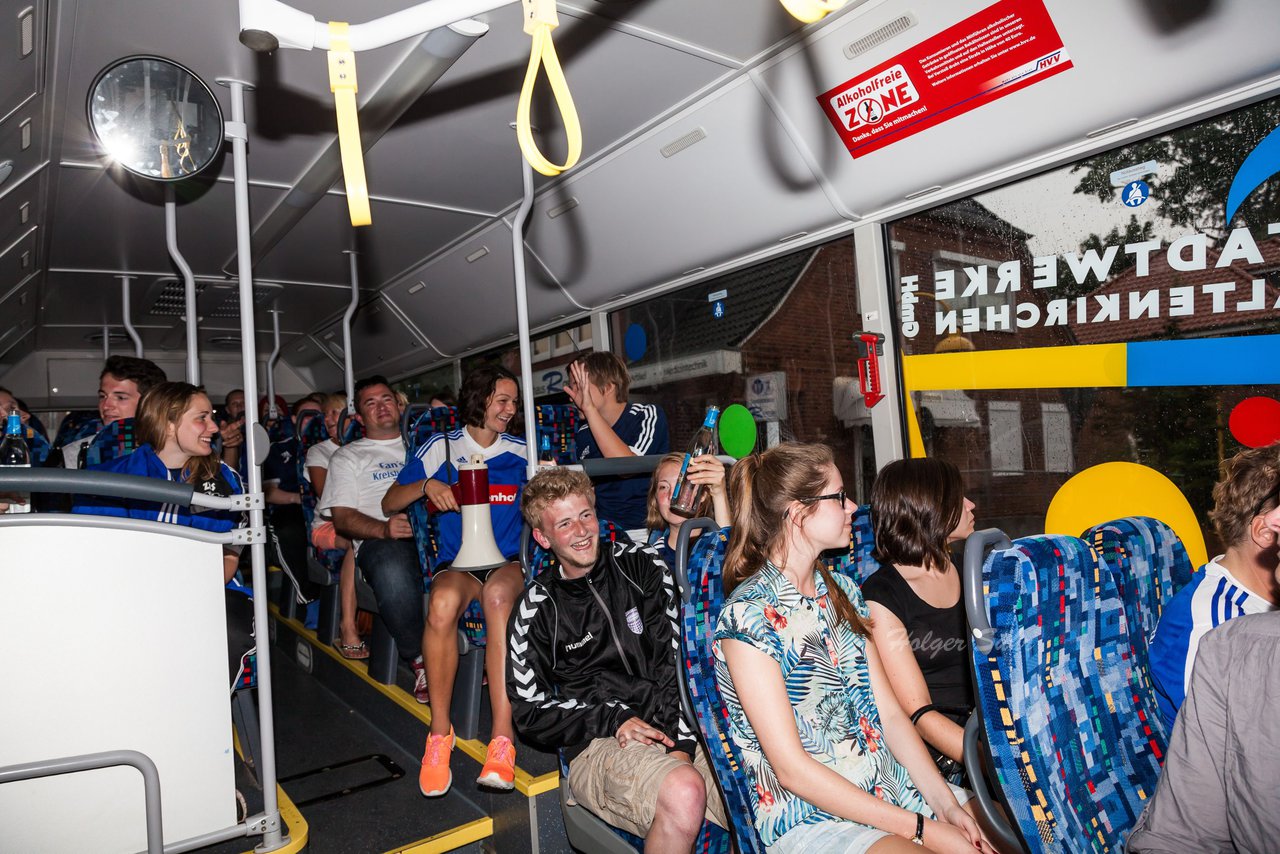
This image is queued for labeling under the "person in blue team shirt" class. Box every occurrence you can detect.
[565,351,669,533]
[1148,443,1279,732]
[383,366,528,796]
[73,381,253,683]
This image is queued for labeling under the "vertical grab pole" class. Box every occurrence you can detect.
[266,310,281,420]
[118,275,144,357]
[102,324,110,360]
[341,250,359,414]
[167,185,200,385]
[219,76,285,851]
[510,156,538,480]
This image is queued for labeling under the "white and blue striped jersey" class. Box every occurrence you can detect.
[1149,555,1276,731]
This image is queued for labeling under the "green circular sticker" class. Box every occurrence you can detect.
[718,404,757,459]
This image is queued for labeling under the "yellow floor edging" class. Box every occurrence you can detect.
[384,816,493,854]
[232,723,309,854]
[270,604,560,798]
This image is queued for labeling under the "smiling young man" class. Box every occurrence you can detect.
[61,356,167,468]
[507,467,725,852]
[317,376,428,701]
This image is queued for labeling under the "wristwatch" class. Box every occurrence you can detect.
[911,814,924,845]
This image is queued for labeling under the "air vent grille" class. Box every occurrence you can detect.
[843,14,915,60]
[18,7,34,58]
[148,280,208,316]
[209,285,280,318]
[660,127,706,159]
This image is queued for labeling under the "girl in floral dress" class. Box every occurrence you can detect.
[713,443,995,854]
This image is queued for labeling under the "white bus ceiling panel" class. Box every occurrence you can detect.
[250,193,482,289]
[566,0,806,64]
[524,76,841,302]
[50,0,416,187]
[362,4,726,216]
[0,0,43,124]
[0,94,47,200]
[386,219,577,356]
[756,0,1280,221]
[316,296,437,378]
[0,169,44,254]
[0,277,38,363]
[46,172,275,275]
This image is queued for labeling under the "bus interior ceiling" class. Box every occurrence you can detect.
[2,0,1279,407]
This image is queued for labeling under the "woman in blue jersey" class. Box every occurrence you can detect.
[714,443,993,854]
[382,366,527,796]
[73,381,252,682]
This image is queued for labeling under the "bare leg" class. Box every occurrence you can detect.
[645,762,706,854]
[480,562,524,741]
[336,540,360,648]
[423,570,481,736]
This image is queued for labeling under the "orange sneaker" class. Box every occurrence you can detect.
[418,727,454,797]
[476,736,516,790]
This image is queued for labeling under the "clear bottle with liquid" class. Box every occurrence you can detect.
[0,406,31,514]
[538,433,556,467]
[670,406,720,518]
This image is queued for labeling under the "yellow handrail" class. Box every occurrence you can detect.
[779,0,848,24]
[327,21,372,226]
[516,0,581,177]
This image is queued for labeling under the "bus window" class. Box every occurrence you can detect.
[888,95,1280,553]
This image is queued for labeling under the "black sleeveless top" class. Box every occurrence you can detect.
[860,562,974,720]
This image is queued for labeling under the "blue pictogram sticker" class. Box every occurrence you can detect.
[712,300,725,319]
[1122,180,1149,207]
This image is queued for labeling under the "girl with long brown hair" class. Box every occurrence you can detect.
[714,443,993,854]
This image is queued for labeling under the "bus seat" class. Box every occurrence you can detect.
[83,417,138,468]
[824,503,880,586]
[677,524,766,853]
[23,425,51,467]
[295,413,343,633]
[335,410,364,445]
[53,412,100,450]
[969,534,1163,853]
[1083,516,1194,652]
[536,404,579,464]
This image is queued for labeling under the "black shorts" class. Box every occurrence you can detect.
[434,556,518,586]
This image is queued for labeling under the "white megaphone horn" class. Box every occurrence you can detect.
[450,452,508,572]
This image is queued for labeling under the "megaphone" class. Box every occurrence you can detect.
[450,452,509,572]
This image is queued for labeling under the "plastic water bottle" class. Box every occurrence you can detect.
[538,434,556,467]
[0,406,31,514]
[670,406,720,518]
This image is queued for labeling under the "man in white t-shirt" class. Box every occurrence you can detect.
[318,376,427,700]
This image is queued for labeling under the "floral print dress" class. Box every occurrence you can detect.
[713,562,930,847]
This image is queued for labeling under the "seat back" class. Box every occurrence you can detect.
[679,526,766,854]
[1083,516,1194,655]
[83,418,139,468]
[296,413,344,578]
[823,503,880,586]
[971,534,1164,853]
[54,412,101,450]
[23,425,52,466]
[536,404,579,464]
[336,410,364,445]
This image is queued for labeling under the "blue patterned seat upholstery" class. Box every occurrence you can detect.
[22,425,51,466]
[971,534,1164,853]
[536,404,578,464]
[54,412,101,450]
[680,526,765,854]
[823,503,880,586]
[83,418,139,467]
[1082,517,1194,657]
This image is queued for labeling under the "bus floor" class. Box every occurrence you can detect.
[200,606,573,854]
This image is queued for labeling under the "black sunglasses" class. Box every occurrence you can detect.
[799,489,847,505]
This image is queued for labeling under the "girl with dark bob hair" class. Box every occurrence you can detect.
[862,458,976,779]
[714,443,992,853]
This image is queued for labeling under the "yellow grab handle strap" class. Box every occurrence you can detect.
[779,0,848,24]
[327,21,372,227]
[516,0,581,177]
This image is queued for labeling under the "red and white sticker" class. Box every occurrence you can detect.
[819,0,1072,158]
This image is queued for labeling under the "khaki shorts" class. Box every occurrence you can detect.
[567,738,728,838]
